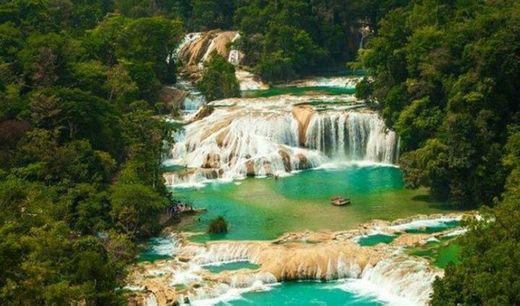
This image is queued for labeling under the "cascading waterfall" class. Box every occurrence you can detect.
[169,238,441,306]
[192,244,257,265]
[227,33,241,66]
[165,96,398,187]
[131,212,468,306]
[306,112,398,163]
[174,80,206,115]
[173,32,202,60]
[341,256,442,306]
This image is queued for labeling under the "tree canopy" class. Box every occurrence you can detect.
[0,0,180,303]
[359,1,520,304]
[358,0,520,208]
[197,53,240,101]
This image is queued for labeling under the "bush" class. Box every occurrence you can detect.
[208,216,228,234]
[197,53,240,101]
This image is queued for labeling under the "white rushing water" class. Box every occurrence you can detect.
[160,32,446,306]
[283,76,359,88]
[389,216,462,232]
[227,33,242,66]
[339,256,442,306]
[173,80,206,115]
[306,112,397,162]
[148,234,182,257]
[164,96,398,187]
[157,241,442,306]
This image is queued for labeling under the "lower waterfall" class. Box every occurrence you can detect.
[341,257,442,306]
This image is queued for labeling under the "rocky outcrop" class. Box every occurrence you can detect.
[177,31,240,79]
[187,104,214,123]
[235,69,268,91]
[175,31,268,91]
[291,105,315,145]
[158,87,188,114]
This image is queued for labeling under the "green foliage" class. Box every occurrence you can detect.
[354,77,373,100]
[116,0,192,20]
[0,0,179,303]
[431,131,520,305]
[208,216,228,234]
[358,1,520,301]
[88,15,183,102]
[110,183,167,238]
[359,0,520,207]
[190,0,234,31]
[234,0,403,83]
[197,53,240,101]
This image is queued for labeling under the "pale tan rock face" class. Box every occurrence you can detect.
[175,31,268,90]
[177,31,239,77]
[201,153,220,169]
[291,105,315,146]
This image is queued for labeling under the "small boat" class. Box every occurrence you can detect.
[331,196,351,206]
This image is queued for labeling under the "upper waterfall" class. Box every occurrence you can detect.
[164,95,398,187]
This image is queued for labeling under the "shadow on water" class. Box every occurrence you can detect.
[411,194,436,203]
[412,194,473,212]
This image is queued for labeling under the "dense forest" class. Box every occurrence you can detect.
[0,0,183,303]
[357,0,520,304]
[0,0,519,305]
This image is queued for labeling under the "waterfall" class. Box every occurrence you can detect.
[165,97,398,187]
[341,256,443,306]
[306,112,398,163]
[359,25,371,50]
[174,32,202,59]
[174,80,206,115]
[227,33,242,66]
[192,243,258,265]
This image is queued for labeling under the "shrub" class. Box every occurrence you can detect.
[208,216,228,234]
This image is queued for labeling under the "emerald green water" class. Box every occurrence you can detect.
[408,237,461,268]
[219,281,381,306]
[203,261,260,273]
[242,86,355,98]
[357,234,397,246]
[172,165,457,242]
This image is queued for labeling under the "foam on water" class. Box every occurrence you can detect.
[390,216,462,232]
[138,234,182,262]
[283,76,360,88]
[339,257,442,306]
[177,255,439,306]
[144,293,158,306]
[174,80,206,116]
